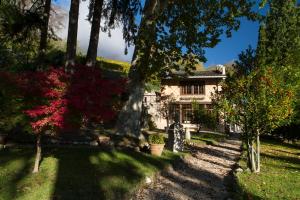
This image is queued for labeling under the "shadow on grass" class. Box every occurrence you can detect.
[50,147,177,200]
[261,137,300,149]
[0,146,178,200]
[0,147,35,200]
[226,171,263,200]
[260,152,300,166]
[191,136,215,145]
[273,148,300,156]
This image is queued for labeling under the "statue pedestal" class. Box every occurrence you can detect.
[185,128,191,140]
[168,122,184,152]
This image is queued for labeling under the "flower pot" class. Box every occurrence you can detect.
[150,143,165,156]
[0,134,8,145]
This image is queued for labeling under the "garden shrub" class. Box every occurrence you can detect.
[0,71,29,133]
[22,66,127,133]
[0,66,127,136]
[271,123,300,142]
[148,134,165,144]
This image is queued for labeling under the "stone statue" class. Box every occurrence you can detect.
[168,114,185,152]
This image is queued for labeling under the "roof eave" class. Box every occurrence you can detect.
[186,75,226,79]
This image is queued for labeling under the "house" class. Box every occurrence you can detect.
[143,65,227,134]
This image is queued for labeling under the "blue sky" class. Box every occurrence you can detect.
[54,0,264,67]
[204,19,260,67]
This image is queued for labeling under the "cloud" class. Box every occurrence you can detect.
[56,0,134,62]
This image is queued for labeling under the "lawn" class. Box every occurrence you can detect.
[190,132,227,146]
[235,139,300,200]
[0,147,181,200]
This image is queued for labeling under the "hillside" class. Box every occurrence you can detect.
[96,57,131,73]
[205,61,235,73]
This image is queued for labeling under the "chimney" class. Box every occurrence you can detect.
[217,64,226,75]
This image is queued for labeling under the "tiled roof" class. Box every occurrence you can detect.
[164,70,226,79]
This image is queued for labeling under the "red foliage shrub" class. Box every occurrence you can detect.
[19,66,126,133]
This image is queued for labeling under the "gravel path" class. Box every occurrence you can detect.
[134,134,242,200]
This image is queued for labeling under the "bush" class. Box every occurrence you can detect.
[0,71,30,133]
[271,123,300,142]
[148,134,165,144]
[147,114,157,131]
[0,66,126,135]
[192,102,218,131]
[44,49,65,66]
[22,66,126,133]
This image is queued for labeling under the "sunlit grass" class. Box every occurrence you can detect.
[96,57,130,73]
[235,139,300,200]
[0,147,181,200]
[190,132,227,145]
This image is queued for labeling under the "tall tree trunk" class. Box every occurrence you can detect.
[116,77,146,138]
[38,0,51,65]
[250,141,256,172]
[115,0,168,138]
[65,0,80,68]
[86,0,104,67]
[256,134,261,173]
[33,134,42,173]
[246,138,251,169]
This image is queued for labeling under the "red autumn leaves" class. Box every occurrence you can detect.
[1,66,126,133]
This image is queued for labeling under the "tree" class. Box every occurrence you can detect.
[257,0,300,68]
[257,0,300,139]
[192,102,217,132]
[65,0,80,68]
[85,0,104,66]
[0,0,44,68]
[233,46,257,76]
[0,71,26,132]
[19,66,125,173]
[38,0,52,64]
[85,0,139,66]
[156,90,175,133]
[0,0,66,69]
[213,67,295,172]
[116,0,257,138]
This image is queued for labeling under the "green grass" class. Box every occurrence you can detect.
[0,147,181,200]
[235,139,300,200]
[190,132,227,145]
[96,57,130,73]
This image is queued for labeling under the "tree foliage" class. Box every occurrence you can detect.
[213,66,295,172]
[0,0,66,69]
[257,0,300,138]
[0,71,27,132]
[116,0,258,137]
[21,66,126,133]
[134,0,258,80]
[233,46,257,76]
[192,102,218,131]
[257,0,300,68]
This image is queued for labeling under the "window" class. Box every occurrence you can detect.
[180,81,205,95]
[182,104,193,123]
[169,104,180,122]
[206,104,213,110]
[205,104,214,114]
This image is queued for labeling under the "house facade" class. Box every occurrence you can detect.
[143,65,227,134]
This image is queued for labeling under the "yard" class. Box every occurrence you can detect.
[0,147,182,200]
[190,131,227,146]
[234,139,300,200]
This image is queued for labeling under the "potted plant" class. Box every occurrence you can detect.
[148,134,165,156]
